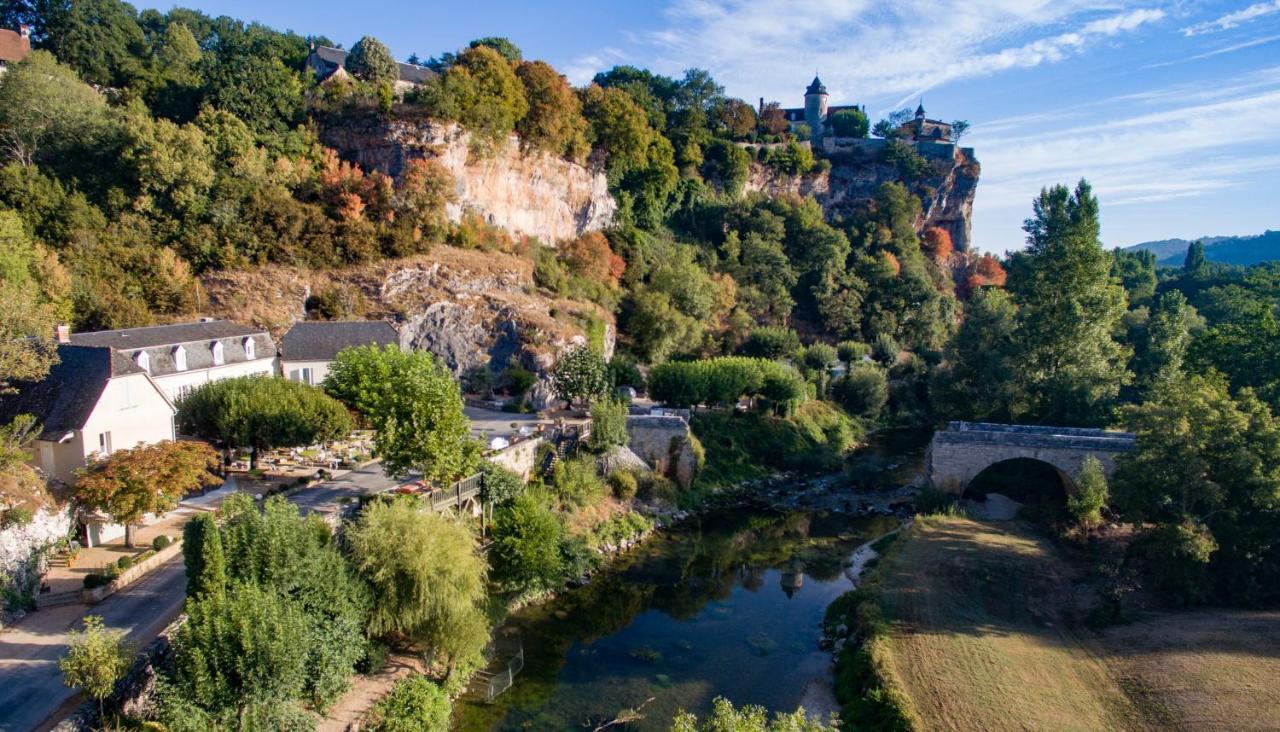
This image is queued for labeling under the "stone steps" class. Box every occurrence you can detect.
[36,590,82,609]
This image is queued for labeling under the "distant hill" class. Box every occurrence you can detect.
[1122,230,1280,267]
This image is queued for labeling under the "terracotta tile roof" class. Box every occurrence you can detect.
[0,29,30,63]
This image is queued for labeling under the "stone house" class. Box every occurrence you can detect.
[768,75,866,139]
[279,320,401,386]
[306,44,436,95]
[67,319,277,403]
[896,103,953,143]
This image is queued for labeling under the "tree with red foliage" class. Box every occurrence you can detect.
[759,102,789,135]
[562,231,622,285]
[923,226,954,264]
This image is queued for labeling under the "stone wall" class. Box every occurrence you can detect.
[486,437,543,482]
[928,422,1134,493]
[626,416,702,488]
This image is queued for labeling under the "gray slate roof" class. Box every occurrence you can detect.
[68,320,274,378]
[307,46,437,84]
[0,346,145,439]
[280,320,400,362]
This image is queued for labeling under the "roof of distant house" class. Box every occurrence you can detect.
[0,27,30,63]
[68,320,266,350]
[0,345,146,440]
[308,45,437,84]
[280,320,400,362]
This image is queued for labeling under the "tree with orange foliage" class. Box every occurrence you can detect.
[923,226,954,264]
[759,102,789,135]
[562,231,622,285]
[395,158,455,236]
[75,441,221,547]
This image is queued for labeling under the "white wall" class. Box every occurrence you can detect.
[154,356,277,402]
[281,359,333,387]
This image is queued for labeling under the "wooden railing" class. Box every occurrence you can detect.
[424,472,483,513]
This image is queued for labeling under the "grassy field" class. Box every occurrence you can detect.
[865,517,1280,731]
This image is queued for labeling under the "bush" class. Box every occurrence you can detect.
[368,676,450,732]
[152,535,172,551]
[739,326,800,360]
[801,343,839,371]
[1136,521,1217,606]
[588,397,629,452]
[552,455,606,508]
[491,491,566,593]
[1067,456,1109,530]
[871,333,899,365]
[83,572,115,589]
[117,555,134,570]
[607,354,645,392]
[608,470,639,501]
[2,507,33,527]
[478,461,523,505]
[832,366,888,419]
[637,472,678,504]
[837,340,870,364]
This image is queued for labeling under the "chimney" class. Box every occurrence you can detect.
[19,24,30,40]
[55,324,70,343]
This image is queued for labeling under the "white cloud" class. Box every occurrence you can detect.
[1182,0,1280,36]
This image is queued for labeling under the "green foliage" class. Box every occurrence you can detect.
[515,60,589,161]
[830,109,870,138]
[368,675,451,732]
[325,345,479,482]
[649,356,806,413]
[670,695,837,731]
[173,582,310,720]
[442,45,529,154]
[837,340,869,364]
[930,287,1019,422]
[478,461,523,505]
[183,513,225,599]
[588,397,630,452]
[871,333,899,365]
[347,499,489,669]
[878,140,929,179]
[553,455,607,508]
[700,139,751,196]
[739,326,801,360]
[491,491,566,593]
[1134,521,1218,606]
[691,401,858,487]
[59,615,132,721]
[762,141,815,175]
[832,366,888,419]
[346,36,398,86]
[1113,373,1280,605]
[801,343,838,371]
[1067,456,1108,530]
[608,470,640,500]
[549,345,610,406]
[176,376,352,464]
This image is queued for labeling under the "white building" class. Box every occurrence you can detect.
[280,320,401,386]
[67,320,277,402]
[0,345,175,487]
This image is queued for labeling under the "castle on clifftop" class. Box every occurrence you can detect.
[771,75,954,143]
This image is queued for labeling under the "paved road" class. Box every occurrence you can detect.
[0,558,188,732]
[0,463,400,732]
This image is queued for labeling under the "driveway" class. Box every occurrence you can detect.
[0,463,402,732]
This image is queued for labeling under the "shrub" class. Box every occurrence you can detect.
[152,535,172,551]
[1136,521,1217,606]
[83,573,114,589]
[368,676,450,731]
[832,366,888,419]
[1067,456,1109,530]
[117,555,134,570]
[801,343,839,372]
[837,341,869,364]
[871,333,899,365]
[638,473,678,504]
[588,397,629,452]
[553,455,606,508]
[608,470,639,501]
[739,326,800,360]
[478,461,523,506]
[607,354,645,392]
[2,507,33,527]
[491,491,566,593]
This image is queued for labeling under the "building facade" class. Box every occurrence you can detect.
[280,320,401,386]
[67,320,276,402]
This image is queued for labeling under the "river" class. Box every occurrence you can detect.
[454,429,929,731]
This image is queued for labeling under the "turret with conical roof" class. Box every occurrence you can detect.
[804,74,830,139]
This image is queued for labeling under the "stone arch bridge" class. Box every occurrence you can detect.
[929,421,1135,493]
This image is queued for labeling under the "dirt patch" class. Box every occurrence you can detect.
[317,653,428,732]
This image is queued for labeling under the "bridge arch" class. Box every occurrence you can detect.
[929,422,1134,494]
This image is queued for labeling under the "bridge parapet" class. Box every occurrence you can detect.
[929,422,1135,493]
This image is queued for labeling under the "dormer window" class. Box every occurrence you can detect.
[173,345,187,371]
[211,340,225,366]
[135,350,150,373]
[243,337,256,360]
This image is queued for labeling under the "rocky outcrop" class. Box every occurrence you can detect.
[745,141,980,251]
[200,247,613,382]
[320,113,615,244]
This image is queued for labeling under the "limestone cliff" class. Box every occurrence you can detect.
[199,246,613,385]
[320,113,616,244]
[746,142,980,251]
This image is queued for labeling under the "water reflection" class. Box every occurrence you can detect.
[455,509,898,731]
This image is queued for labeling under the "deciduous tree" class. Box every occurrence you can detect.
[346,36,399,86]
[59,615,132,725]
[549,345,609,407]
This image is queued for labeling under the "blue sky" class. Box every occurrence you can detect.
[171,0,1280,253]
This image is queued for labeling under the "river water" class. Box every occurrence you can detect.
[454,430,929,731]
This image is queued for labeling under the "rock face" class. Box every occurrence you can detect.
[320,114,616,244]
[200,247,613,386]
[745,141,981,251]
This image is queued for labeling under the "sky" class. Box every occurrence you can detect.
[170,0,1280,253]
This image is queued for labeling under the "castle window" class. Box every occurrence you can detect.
[211,340,225,366]
[173,345,187,372]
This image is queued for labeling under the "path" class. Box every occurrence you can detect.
[0,463,400,732]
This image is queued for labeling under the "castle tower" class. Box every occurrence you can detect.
[804,75,828,138]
